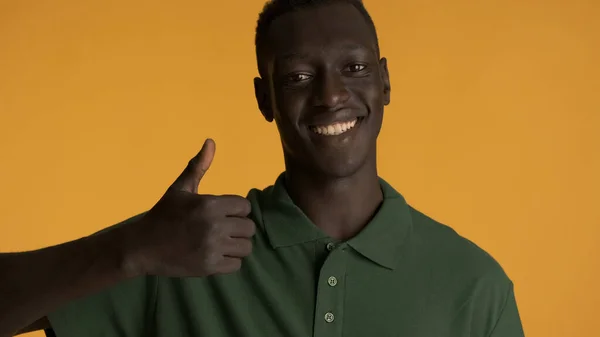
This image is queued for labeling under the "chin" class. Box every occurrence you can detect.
[311,155,367,180]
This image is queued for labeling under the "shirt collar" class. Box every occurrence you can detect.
[346,178,413,269]
[259,173,413,270]
[260,173,329,247]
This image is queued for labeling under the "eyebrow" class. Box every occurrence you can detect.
[275,43,372,62]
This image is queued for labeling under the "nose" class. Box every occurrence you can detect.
[312,72,350,109]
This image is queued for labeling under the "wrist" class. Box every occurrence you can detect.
[115,217,148,279]
[96,213,150,280]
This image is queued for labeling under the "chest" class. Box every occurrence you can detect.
[151,244,471,337]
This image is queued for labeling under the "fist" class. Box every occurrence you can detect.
[121,139,256,278]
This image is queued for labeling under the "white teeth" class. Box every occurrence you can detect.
[311,119,358,136]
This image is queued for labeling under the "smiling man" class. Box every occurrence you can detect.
[1,1,525,337]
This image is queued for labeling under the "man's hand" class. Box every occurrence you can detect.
[0,138,256,336]
[121,139,256,278]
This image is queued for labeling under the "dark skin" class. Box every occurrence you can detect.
[255,2,391,239]
[2,139,255,337]
[2,2,390,336]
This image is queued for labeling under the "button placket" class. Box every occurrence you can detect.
[313,247,347,337]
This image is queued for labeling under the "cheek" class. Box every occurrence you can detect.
[363,80,385,110]
[347,75,384,104]
[274,88,309,124]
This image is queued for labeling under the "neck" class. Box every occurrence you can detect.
[283,158,383,241]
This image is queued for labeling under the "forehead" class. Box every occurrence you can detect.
[266,2,377,57]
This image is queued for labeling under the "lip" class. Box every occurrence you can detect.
[304,109,365,127]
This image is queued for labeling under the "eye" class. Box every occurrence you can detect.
[287,73,312,82]
[347,64,367,72]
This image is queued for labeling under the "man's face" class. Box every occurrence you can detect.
[255,2,391,178]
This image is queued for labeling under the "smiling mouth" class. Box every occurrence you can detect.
[310,117,363,136]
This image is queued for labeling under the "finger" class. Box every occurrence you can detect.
[210,194,252,217]
[214,257,242,275]
[224,217,256,238]
[223,238,253,258]
[171,138,216,193]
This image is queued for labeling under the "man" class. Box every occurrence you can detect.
[0,0,525,336]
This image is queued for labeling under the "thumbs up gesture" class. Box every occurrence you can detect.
[120,139,256,278]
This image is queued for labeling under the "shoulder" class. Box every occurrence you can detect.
[406,207,522,336]
[405,206,516,324]
[408,206,510,285]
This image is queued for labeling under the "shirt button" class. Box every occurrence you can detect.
[324,312,335,323]
[326,242,335,251]
[327,276,338,287]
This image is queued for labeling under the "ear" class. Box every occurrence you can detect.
[254,77,273,122]
[379,58,391,106]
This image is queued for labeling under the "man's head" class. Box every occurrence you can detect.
[254,0,391,179]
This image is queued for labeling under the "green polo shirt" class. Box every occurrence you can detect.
[47,174,524,337]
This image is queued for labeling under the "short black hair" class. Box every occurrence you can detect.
[254,0,379,78]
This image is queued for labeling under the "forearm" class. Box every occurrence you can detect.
[0,228,133,337]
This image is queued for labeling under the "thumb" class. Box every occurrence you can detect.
[171,138,215,193]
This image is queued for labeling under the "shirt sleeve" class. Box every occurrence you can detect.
[487,283,525,337]
[46,275,158,337]
[45,213,158,337]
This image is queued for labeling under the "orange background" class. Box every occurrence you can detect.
[1,0,598,336]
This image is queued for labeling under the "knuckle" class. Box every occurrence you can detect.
[201,250,220,268]
[202,229,222,248]
[187,156,198,168]
[206,220,226,238]
[199,232,216,249]
[197,196,218,213]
